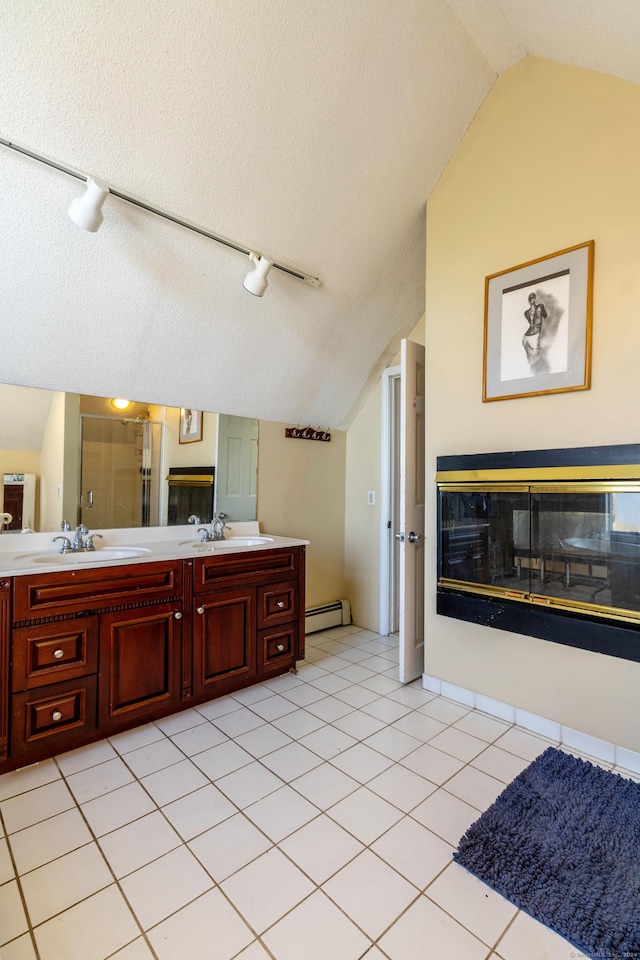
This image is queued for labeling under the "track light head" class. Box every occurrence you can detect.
[243,253,273,297]
[68,178,110,232]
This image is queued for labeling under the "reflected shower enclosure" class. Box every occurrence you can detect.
[79,415,163,528]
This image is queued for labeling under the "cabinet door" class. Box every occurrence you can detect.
[99,603,182,732]
[192,588,256,698]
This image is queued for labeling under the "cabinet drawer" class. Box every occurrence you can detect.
[257,581,297,628]
[194,548,299,594]
[13,560,183,622]
[11,676,97,759]
[257,623,297,674]
[12,617,99,692]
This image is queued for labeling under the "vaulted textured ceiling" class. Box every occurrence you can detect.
[1,0,638,430]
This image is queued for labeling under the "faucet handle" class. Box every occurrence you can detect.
[52,536,72,554]
[85,534,104,551]
[61,520,71,532]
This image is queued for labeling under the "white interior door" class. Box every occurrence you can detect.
[214,415,259,521]
[398,338,426,683]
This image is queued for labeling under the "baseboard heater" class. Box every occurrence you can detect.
[305,599,351,634]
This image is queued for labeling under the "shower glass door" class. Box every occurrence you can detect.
[79,416,162,528]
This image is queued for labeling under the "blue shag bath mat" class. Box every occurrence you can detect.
[454,746,640,960]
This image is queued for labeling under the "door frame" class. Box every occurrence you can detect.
[379,364,401,636]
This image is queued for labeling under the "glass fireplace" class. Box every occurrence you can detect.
[439,482,640,622]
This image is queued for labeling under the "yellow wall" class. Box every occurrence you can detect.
[425,57,640,751]
[257,420,346,609]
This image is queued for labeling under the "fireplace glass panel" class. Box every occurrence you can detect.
[531,489,640,615]
[439,488,530,592]
[439,483,640,621]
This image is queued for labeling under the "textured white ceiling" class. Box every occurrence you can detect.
[0,1,638,429]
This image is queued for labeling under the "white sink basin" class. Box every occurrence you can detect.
[22,547,152,564]
[178,536,274,550]
[220,536,274,547]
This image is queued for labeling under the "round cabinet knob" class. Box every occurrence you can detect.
[197,606,205,615]
[174,611,183,620]
[276,601,285,608]
[276,644,285,652]
[53,648,65,660]
[51,710,63,722]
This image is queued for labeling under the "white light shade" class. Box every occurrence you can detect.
[68,178,110,232]
[243,255,273,297]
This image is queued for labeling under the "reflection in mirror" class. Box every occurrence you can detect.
[0,384,258,533]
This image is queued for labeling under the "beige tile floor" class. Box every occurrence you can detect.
[0,624,628,960]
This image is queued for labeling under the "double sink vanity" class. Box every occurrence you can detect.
[0,524,307,772]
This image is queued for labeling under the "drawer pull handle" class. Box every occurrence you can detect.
[53,649,65,659]
[276,644,285,652]
[174,612,183,620]
[276,601,285,608]
[51,710,63,722]
[197,606,205,615]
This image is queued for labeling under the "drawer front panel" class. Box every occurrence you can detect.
[11,677,97,758]
[194,548,299,594]
[12,617,99,691]
[13,561,183,621]
[257,623,297,674]
[257,581,297,628]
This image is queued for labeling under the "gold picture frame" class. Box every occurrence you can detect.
[179,408,203,443]
[483,240,594,402]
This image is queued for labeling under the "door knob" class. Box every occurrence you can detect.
[395,532,404,542]
[408,531,423,544]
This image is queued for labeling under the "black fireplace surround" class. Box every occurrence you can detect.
[436,444,640,663]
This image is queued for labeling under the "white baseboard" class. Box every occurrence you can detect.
[422,673,640,776]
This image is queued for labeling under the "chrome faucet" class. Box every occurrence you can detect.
[198,514,229,542]
[51,525,104,553]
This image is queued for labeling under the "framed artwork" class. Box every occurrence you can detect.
[179,408,203,443]
[483,240,594,402]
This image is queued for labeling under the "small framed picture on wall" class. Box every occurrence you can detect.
[179,408,203,443]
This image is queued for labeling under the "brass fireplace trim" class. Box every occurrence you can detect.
[439,480,640,494]
[436,464,640,483]
[438,577,640,626]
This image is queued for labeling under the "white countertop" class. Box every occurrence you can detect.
[0,523,309,578]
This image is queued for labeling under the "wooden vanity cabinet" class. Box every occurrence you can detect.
[4,546,305,771]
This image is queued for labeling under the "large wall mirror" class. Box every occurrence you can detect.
[0,383,258,533]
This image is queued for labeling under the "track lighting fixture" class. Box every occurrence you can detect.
[68,178,110,233]
[0,134,322,291]
[243,253,273,297]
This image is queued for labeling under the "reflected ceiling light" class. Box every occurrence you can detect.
[68,178,110,232]
[111,398,131,410]
[243,253,273,297]
[0,134,322,289]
